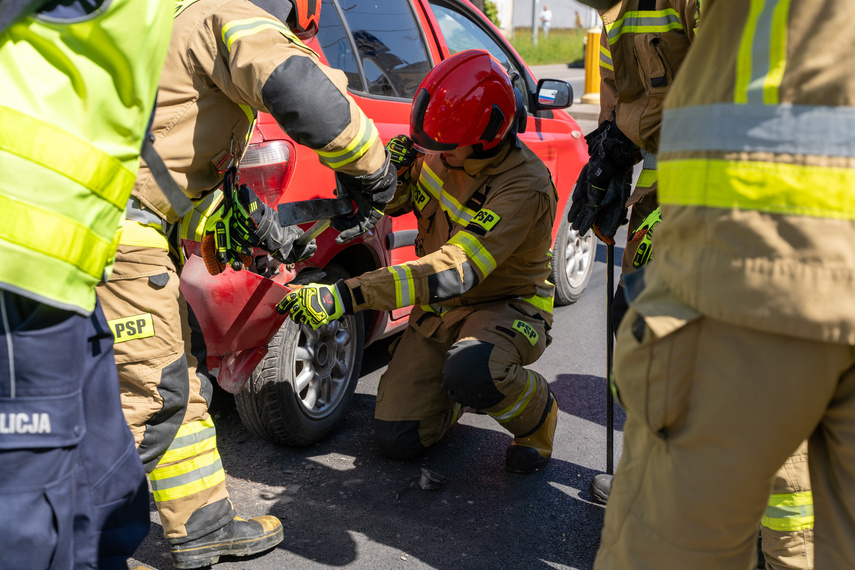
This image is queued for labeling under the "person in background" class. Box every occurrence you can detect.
[540,4,553,39]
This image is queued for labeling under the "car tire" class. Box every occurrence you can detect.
[550,200,596,306]
[234,264,364,446]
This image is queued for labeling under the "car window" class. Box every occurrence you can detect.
[427,0,531,112]
[316,0,432,100]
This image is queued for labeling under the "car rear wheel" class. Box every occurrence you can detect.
[234,264,364,446]
[550,201,596,305]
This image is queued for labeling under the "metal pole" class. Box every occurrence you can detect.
[606,243,615,474]
[531,0,538,48]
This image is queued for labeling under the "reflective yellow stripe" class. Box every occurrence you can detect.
[221,17,317,57]
[604,9,683,44]
[159,417,218,464]
[489,371,536,423]
[0,193,112,281]
[599,44,613,71]
[317,112,378,169]
[419,165,479,225]
[636,168,658,188]
[523,293,553,314]
[448,232,497,277]
[762,491,814,532]
[735,0,790,105]
[0,106,135,211]
[119,219,169,249]
[179,191,223,242]
[659,158,855,220]
[388,264,416,308]
[149,450,225,502]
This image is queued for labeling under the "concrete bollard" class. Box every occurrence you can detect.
[581,27,601,105]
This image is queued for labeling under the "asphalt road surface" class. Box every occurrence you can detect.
[130,69,626,570]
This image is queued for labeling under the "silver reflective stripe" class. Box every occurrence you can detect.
[149,455,224,492]
[1,295,14,398]
[605,10,682,44]
[641,150,657,170]
[390,265,412,307]
[661,103,855,157]
[745,1,778,104]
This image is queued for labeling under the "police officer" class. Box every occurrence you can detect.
[94,0,397,567]
[280,50,559,473]
[0,0,172,567]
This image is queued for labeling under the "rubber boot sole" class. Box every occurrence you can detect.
[171,523,284,569]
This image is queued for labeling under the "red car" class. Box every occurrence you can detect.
[180,0,594,446]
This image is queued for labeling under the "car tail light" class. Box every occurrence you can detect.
[238,140,296,207]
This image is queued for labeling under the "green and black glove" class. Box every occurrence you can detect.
[629,206,661,268]
[207,179,317,273]
[276,281,352,329]
[386,134,418,178]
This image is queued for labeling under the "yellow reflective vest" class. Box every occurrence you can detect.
[0,0,172,314]
[656,0,855,343]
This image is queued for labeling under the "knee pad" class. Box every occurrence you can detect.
[373,419,425,459]
[442,340,505,410]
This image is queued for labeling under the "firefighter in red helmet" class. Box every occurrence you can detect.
[280,50,560,472]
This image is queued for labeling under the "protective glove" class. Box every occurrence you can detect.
[276,282,347,329]
[628,206,661,268]
[386,134,418,177]
[331,150,397,244]
[202,181,317,274]
[330,190,385,244]
[335,149,397,206]
[590,166,633,245]
[567,120,636,240]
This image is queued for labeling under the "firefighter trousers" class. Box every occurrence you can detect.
[96,244,234,542]
[763,440,814,570]
[0,292,149,569]
[374,300,553,459]
[594,269,854,570]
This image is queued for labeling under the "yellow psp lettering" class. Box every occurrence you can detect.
[413,186,429,211]
[472,209,500,231]
[108,313,155,343]
[513,320,538,346]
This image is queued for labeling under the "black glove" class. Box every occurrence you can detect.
[386,134,417,177]
[331,191,384,244]
[590,167,633,244]
[567,120,636,240]
[335,149,397,206]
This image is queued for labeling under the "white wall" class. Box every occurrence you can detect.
[494,0,599,31]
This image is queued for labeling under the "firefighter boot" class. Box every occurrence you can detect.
[169,515,284,569]
[505,393,558,473]
[589,473,612,504]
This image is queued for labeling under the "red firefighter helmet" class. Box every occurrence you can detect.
[410,50,520,152]
[287,0,320,41]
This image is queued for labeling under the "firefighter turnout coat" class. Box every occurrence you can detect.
[342,139,558,454]
[96,0,387,542]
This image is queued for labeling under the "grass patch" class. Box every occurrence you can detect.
[508,28,587,66]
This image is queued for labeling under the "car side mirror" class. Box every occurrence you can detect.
[534,79,573,110]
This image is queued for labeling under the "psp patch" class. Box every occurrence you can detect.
[470,209,501,231]
[108,313,155,343]
[512,320,538,346]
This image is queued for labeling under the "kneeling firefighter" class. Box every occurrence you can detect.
[94,0,397,567]
[279,50,560,473]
